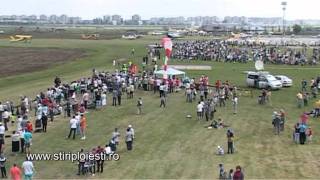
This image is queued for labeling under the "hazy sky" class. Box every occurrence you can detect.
[0,0,319,20]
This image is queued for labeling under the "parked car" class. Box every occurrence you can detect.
[275,75,293,87]
[246,71,282,90]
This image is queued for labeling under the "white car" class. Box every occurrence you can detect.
[275,75,293,87]
[246,72,282,90]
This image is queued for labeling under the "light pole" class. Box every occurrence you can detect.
[281,1,287,37]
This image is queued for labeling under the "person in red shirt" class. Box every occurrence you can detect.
[10,164,21,180]
[233,165,244,180]
[300,113,309,124]
[306,127,313,143]
[79,105,85,114]
[96,146,104,173]
[26,121,33,133]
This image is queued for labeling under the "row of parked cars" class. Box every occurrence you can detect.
[246,71,292,90]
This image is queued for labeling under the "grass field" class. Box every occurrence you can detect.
[0,36,320,179]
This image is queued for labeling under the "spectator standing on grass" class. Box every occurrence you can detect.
[24,130,32,154]
[75,113,81,135]
[117,90,122,106]
[41,113,47,133]
[301,79,307,92]
[0,154,7,178]
[272,112,281,135]
[16,116,22,132]
[112,89,117,106]
[299,123,307,145]
[19,129,25,153]
[307,127,313,143]
[128,125,135,139]
[80,114,86,140]
[112,128,120,145]
[0,123,4,153]
[160,95,166,108]
[125,127,134,151]
[10,164,21,180]
[67,116,77,140]
[0,102,3,122]
[77,149,85,175]
[232,96,238,114]
[137,98,143,115]
[12,131,20,155]
[218,164,224,179]
[22,158,35,180]
[197,102,203,120]
[2,109,9,131]
[296,92,303,108]
[293,123,300,144]
[228,169,234,180]
[82,91,89,109]
[233,165,244,180]
[227,129,234,154]
[96,146,104,173]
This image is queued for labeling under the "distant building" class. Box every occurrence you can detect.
[103,15,111,24]
[132,14,141,21]
[49,15,58,23]
[68,17,81,24]
[59,14,68,24]
[112,15,122,25]
[39,14,48,21]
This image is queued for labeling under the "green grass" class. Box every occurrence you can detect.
[0,36,320,179]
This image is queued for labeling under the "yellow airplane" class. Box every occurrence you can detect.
[10,35,32,43]
[81,34,99,40]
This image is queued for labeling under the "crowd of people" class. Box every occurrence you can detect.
[172,40,320,65]
[1,41,320,179]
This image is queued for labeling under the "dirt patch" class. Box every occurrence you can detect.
[0,47,87,76]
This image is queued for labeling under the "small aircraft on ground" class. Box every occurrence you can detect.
[9,35,32,43]
[81,34,100,40]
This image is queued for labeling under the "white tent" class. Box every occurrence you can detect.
[154,67,186,79]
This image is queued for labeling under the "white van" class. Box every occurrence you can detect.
[246,71,282,90]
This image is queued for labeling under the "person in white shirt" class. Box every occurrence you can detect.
[67,116,77,140]
[82,92,90,109]
[2,110,9,131]
[16,116,22,131]
[112,128,120,145]
[232,96,238,114]
[0,123,4,152]
[128,125,135,139]
[75,114,81,135]
[105,145,113,157]
[0,102,3,121]
[22,158,35,179]
[216,146,224,155]
[197,102,203,120]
